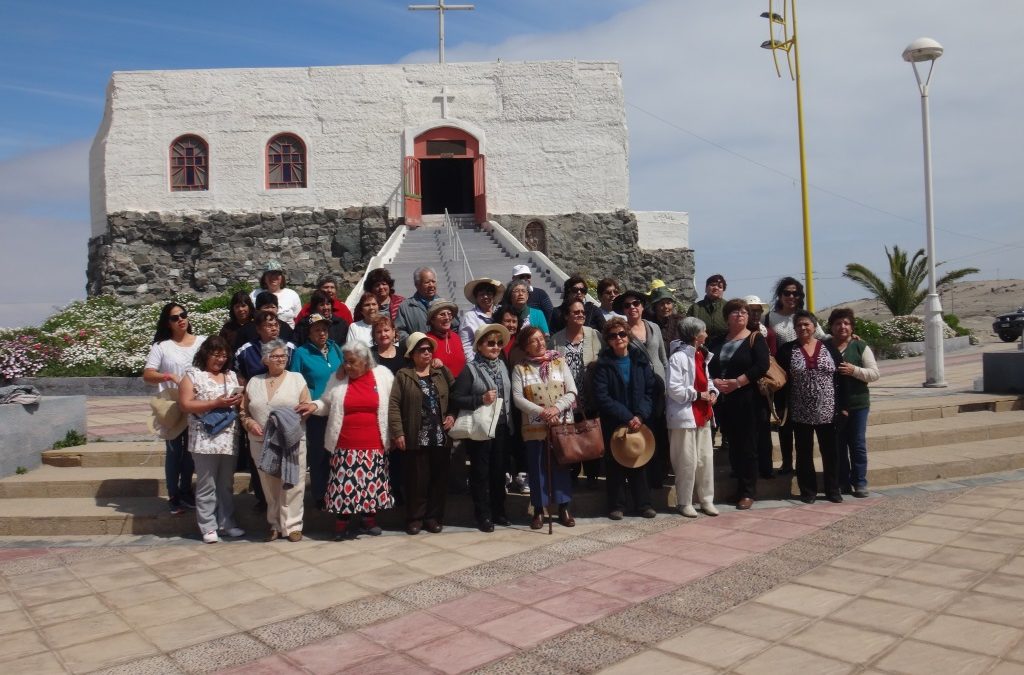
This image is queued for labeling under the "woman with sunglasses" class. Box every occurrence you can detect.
[512,326,578,529]
[549,274,604,334]
[144,303,207,515]
[389,333,456,535]
[766,277,824,475]
[452,325,514,532]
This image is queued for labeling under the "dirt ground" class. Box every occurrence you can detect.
[821,279,1024,344]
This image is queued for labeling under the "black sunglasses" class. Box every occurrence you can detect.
[169,311,189,322]
[624,300,643,308]
[781,290,804,298]
[570,286,587,294]
[482,340,504,348]
[607,330,629,340]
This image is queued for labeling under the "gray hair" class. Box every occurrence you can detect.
[260,339,289,363]
[413,266,436,285]
[677,317,707,345]
[506,278,530,297]
[316,274,338,288]
[342,340,376,369]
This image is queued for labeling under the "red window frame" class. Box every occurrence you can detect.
[170,135,209,192]
[267,133,307,189]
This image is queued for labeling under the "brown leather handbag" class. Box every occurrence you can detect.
[549,413,604,466]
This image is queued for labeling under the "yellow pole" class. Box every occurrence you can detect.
[790,0,815,312]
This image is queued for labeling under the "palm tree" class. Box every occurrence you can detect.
[843,246,979,316]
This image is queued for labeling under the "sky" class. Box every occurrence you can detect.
[2,0,1022,328]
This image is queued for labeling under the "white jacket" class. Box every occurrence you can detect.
[313,365,394,450]
[665,343,719,430]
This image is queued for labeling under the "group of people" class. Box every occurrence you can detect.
[143,259,879,543]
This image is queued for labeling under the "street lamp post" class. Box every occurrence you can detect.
[903,37,947,388]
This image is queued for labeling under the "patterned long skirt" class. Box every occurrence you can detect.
[326,448,394,515]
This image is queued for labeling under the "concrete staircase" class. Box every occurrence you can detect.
[385,223,563,310]
[1,393,1021,536]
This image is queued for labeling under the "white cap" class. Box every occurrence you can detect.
[511,264,532,278]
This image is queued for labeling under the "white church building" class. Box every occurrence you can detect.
[87,59,694,301]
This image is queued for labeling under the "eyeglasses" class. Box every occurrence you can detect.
[482,340,504,348]
[781,290,803,298]
[168,311,188,322]
[729,310,749,316]
[268,354,288,360]
[607,331,629,340]
[624,300,642,308]
[413,346,433,354]
[570,286,586,294]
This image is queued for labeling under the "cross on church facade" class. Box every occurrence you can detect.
[408,1,475,64]
[434,85,454,119]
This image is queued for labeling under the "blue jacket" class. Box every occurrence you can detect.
[289,340,343,400]
[592,344,655,444]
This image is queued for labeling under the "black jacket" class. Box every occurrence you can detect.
[592,344,656,444]
[706,332,770,408]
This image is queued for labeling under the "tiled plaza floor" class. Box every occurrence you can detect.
[1,472,1023,673]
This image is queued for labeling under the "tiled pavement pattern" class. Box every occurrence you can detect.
[86,398,153,442]
[1,473,1023,673]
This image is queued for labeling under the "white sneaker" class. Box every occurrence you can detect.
[679,504,699,518]
[701,501,719,517]
[202,531,220,544]
[222,527,245,538]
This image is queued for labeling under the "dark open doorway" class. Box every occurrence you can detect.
[421,158,474,215]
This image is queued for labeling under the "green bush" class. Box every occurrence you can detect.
[197,281,254,312]
[53,429,87,449]
[852,317,902,359]
[943,313,972,338]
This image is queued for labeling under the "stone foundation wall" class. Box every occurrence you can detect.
[492,211,696,303]
[87,208,390,302]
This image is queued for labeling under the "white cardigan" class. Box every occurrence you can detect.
[665,343,719,429]
[313,365,394,450]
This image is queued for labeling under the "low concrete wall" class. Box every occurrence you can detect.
[983,352,1024,393]
[894,336,972,357]
[15,377,153,397]
[0,396,87,477]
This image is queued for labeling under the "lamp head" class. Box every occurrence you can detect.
[903,37,944,63]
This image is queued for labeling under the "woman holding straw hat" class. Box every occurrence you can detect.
[511,325,577,529]
[593,317,657,520]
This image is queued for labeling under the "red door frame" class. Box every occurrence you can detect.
[404,126,486,226]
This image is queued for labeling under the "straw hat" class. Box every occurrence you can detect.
[147,388,188,440]
[472,323,510,351]
[464,278,505,304]
[426,298,459,321]
[742,295,770,312]
[610,424,656,468]
[404,331,434,358]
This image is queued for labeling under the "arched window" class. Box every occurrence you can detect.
[267,134,307,189]
[525,221,547,254]
[170,135,209,191]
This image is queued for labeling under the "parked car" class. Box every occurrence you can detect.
[993,307,1024,342]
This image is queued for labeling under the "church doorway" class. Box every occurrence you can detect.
[404,126,486,226]
[421,158,473,215]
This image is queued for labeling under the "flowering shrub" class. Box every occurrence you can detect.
[880,315,957,343]
[1,295,228,380]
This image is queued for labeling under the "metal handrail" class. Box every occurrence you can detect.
[443,209,473,289]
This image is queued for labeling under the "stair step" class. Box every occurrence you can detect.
[43,441,166,468]
[0,465,250,498]
[868,393,1022,426]
[865,410,1024,451]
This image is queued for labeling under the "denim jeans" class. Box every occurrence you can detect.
[838,407,869,490]
[165,430,195,505]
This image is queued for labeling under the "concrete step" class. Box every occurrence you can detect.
[867,393,1022,426]
[865,410,1024,451]
[0,465,250,498]
[43,441,166,468]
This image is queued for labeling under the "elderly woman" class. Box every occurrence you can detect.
[241,340,316,541]
[143,302,206,515]
[363,267,405,322]
[504,278,550,335]
[593,317,657,519]
[236,310,295,381]
[346,292,380,348]
[178,336,244,543]
[250,261,303,327]
[294,291,349,347]
[708,298,770,510]
[649,286,682,346]
[390,333,456,534]
[453,324,513,532]
[296,274,355,326]
[426,299,466,377]
[313,341,395,539]
[552,298,604,487]
[460,278,505,358]
[666,317,720,517]
[512,326,578,529]
[220,291,256,351]
[828,308,878,499]
[288,314,344,513]
[777,310,848,504]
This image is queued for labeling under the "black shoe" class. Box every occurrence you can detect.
[852,488,870,499]
[799,494,816,504]
[777,466,793,476]
[641,507,657,519]
[425,520,443,534]
[493,515,511,527]
[826,494,844,504]
[840,485,853,496]
[478,519,495,533]
[608,510,624,521]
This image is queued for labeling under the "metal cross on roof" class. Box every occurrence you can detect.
[408,1,475,64]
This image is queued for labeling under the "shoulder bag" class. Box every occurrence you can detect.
[449,363,503,441]
[549,395,604,465]
[197,376,238,435]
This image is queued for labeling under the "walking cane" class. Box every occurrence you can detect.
[545,434,554,535]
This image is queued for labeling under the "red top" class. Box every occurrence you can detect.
[296,298,354,327]
[429,330,466,377]
[337,370,383,451]
[693,350,713,427]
